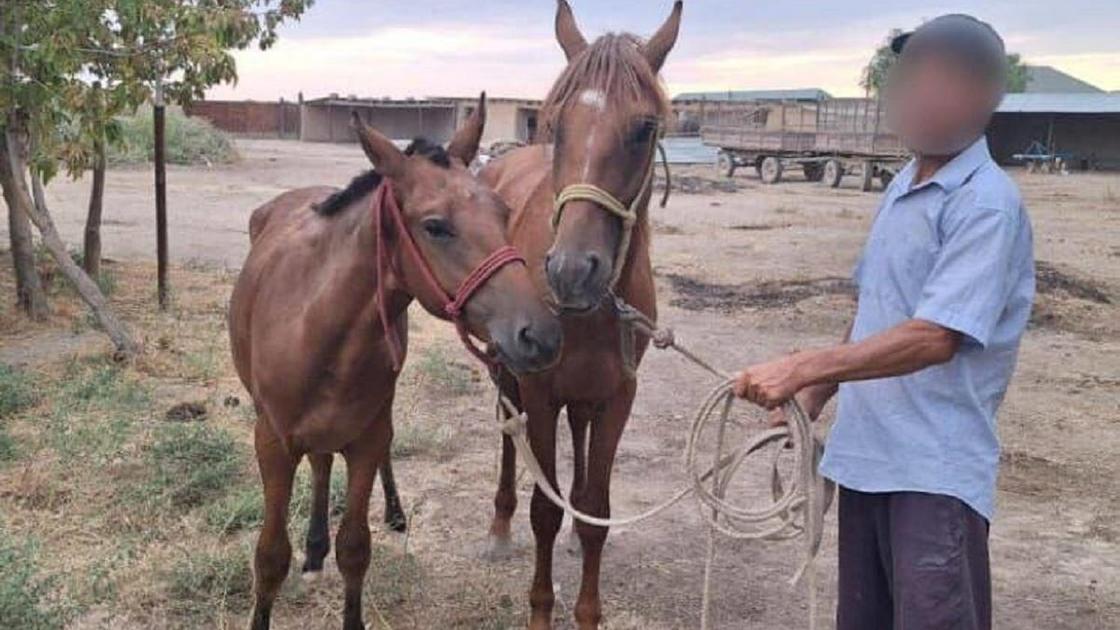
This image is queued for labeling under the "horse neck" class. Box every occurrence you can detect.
[343,192,415,330]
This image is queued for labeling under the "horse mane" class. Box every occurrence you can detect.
[313,137,452,216]
[538,32,670,142]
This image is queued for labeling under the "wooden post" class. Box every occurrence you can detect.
[154,77,169,310]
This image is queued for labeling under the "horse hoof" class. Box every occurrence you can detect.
[384,512,408,533]
[480,534,516,562]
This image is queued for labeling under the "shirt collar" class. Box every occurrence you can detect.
[903,136,992,194]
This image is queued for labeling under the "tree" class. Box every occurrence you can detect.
[860,28,1031,96]
[1,0,312,357]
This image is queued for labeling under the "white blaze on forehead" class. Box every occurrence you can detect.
[578,89,606,110]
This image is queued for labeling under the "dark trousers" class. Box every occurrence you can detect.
[837,487,991,630]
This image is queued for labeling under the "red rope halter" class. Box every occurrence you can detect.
[373,179,525,371]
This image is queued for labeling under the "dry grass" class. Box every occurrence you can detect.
[0,256,517,629]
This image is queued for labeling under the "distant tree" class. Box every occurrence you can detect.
[860,29,905,97]
[1005,53,1030,93]
[1,0,312,356]
[860,28,1031,96]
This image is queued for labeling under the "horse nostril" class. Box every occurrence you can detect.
[518,324,536,348]
[583,252,601,284]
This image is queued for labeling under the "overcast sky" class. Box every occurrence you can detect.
[207,0,1120,101]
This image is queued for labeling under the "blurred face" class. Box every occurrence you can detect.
[886,53,1000,156]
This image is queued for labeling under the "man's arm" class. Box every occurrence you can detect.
[735,318,960,410]
[777,320,853,422]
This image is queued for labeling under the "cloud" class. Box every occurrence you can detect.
[209,23,561,100]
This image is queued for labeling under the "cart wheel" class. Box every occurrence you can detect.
[822,159,843,188]
[803,163,824,182]
[878,168,894,189]
[754,156,765,178]
[760,157,783,184]
[716,151,736,178]
[861,161,875,192]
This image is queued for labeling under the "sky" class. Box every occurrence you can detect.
[207,0,1120,101]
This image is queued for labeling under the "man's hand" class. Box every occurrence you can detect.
[733,354,806,409]
[764,385,835,426]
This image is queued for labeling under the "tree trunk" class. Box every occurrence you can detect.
[83,135,105,278]
[4,127,138,358]
[0,124,49,320]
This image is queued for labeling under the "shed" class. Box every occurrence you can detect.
[988,93,1120,170]
[300,96,458,143]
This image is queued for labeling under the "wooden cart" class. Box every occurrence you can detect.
[701,97,910,191]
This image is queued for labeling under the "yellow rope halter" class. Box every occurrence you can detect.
[551,126,662,289]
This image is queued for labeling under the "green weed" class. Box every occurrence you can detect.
[0,365,37,418]
[0,530,72,629]
[391,416,454,459]
[109,107,237,167]
[165,544,253,621]
[205,463,348,536]
[42,358,148,464]
[134,423,244,510]
[414,347,478,397]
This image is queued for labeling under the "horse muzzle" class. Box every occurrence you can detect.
[489,313,563,374]
[544,248,613,313]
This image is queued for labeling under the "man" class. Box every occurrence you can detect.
[733,15,1035,630]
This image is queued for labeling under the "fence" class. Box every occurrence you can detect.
[183,99,301,138]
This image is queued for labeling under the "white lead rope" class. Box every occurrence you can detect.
[492,297,834,630]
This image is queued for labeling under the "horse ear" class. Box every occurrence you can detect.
[351,112,405,178]
[644,0,683,73]
[555,0,588,61]
[447,92,487,166]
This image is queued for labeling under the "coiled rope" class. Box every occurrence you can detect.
[494,295,834,630]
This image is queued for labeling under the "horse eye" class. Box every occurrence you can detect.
[628,120,657,145]
[421,217,455,240]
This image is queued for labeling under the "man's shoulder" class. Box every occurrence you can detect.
[954,160,1024,217]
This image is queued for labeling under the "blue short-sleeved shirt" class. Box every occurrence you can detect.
[819,137,1035,520]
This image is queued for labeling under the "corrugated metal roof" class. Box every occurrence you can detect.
[997,93,1120,114]
[673,88,831,102]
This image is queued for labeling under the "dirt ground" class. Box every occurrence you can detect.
[1,139,1118,629]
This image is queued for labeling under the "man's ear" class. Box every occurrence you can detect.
[555,0,588,61]
[447,92,487,166]
[644,1,683,73]
[352,112,405,179]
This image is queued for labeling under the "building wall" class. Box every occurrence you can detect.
[988,113,1120,169]
[184,100,299,137]
[301,104,456,143]
[454,101,539,144]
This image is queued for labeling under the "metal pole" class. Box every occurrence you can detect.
[154,77,169,310]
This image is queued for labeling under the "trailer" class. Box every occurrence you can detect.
[701,97,909,191]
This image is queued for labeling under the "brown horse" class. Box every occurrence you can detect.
[229,97,563,630]
[479,2,682,628]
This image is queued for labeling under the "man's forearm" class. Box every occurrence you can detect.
[800,321,853,408]
[794,319,959,390]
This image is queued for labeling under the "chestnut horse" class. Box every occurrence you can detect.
[229,97,563,630]
[479,2,683,628]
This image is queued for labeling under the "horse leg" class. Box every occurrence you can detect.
[379,458,407,533]
[251,421,300,630]
[302,453,333,575]
[526,395,563,630]
[572,387,635,630]
[565,402,594,557]
[336,416,391,630]
[486,371,523,560]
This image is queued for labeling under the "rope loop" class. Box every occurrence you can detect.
[493,295,833,630]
